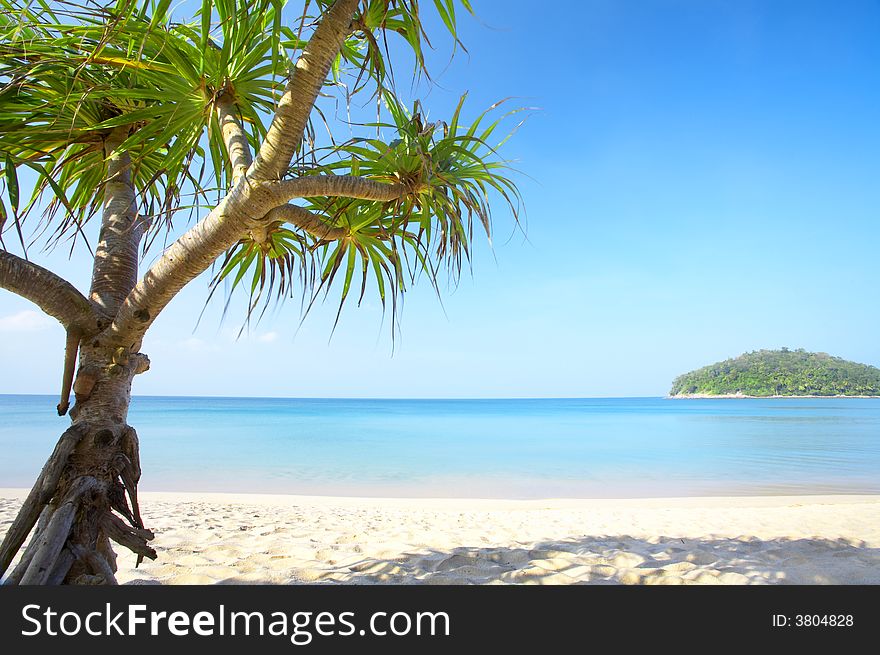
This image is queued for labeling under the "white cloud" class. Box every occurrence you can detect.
[179,337,211,352]
[258,331,279,343]
[0,310,52,332]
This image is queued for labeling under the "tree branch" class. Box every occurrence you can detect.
[107,171,411,346]
[265,204,348,241]
[107,0,364,347]
[0,250,100,333]
[267,175,409,204]
[215,94,253,186]
[108,186,275,348]
[249,0,361,180]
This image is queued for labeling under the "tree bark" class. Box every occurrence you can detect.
[249,0,361,181]
[264,203,348,240]
[89,127,144,316]
[215,94,253,186]
[19,479,91,585]
[0,251,101,333]
[269,175,409,203]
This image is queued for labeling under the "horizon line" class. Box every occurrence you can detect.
[0,392,669,401]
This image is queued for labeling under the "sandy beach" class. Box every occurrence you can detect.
[2,489,879,585]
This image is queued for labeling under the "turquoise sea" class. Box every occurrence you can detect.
[1,395,878,498]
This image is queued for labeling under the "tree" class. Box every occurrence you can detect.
[0,0,521,584]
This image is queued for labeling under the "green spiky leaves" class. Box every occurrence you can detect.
[214,89,524,332]
[0,0,293,246]
[1,0,524,338]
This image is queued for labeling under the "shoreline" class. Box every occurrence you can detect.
[3,489,879,585]
[4,487,879,505]
[4,487,880,505]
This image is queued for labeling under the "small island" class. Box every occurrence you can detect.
[670,348,880,398]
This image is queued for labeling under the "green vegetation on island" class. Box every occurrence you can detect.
[670,349,880,397]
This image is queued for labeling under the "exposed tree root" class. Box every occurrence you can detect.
[1,423,155,585]
[0,425,84,575]
[19,479,90,585]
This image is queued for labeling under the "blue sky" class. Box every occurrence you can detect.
[1,0,879,397]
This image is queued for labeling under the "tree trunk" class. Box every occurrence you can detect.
[0,342,155,585]
[0,127,155,585]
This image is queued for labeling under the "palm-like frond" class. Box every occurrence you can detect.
[1,0,523,336]
[0,0,292,245]
[215,88,525,331]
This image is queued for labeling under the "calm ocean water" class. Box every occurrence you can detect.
[1,395,878,498]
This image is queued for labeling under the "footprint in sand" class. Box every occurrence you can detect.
[435,553,512,575]
[685,550,717,566]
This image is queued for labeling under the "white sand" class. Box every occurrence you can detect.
[2,489,879,585]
